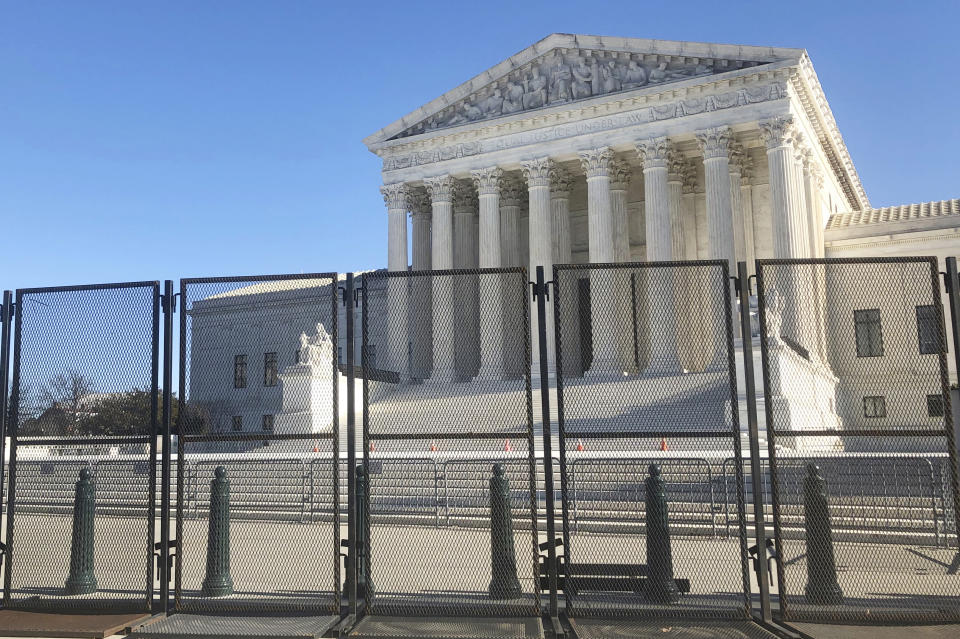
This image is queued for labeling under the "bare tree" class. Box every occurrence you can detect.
[39,370,92,436]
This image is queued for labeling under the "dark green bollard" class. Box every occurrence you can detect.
[488,463,522,599]
[803,463,844,605]
[201,466,234,597]
[345,465,375,600]
[65,467,97,595]
[644,464,680,603]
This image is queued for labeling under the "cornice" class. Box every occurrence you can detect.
[792,53,869,210]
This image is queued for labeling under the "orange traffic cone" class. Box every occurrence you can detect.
[429,441,438,452]
[369,441,376,453]
[313,444,319,453]
[660,437,668,452]
[576,439,585,452]
[503,439,512,452]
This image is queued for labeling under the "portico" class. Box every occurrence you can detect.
[366,34,868,381]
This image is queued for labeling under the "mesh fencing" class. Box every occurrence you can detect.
[3,282,160,612]
[553,262,751,621]
[174,275,340,616]
[360,268,541,619]
[757,258,960,623]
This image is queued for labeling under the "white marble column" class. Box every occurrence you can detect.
[499,177,525,378]
[453,180,479,379]
[728,143,747,264]
[550,166,581,376]
[667,151,686,261]
[472,166,505,380]
[802,150,825,259]
[409,189,432,379]
[637,137,680,374]
[579,146,619,376]
[609,160,632,263]
[424,175,456,381]
[759,117,808,259]
[522,157,555,373]
[381,182,410,381]
[681,165,698,260]
[739,159,756,274]
[695,126,736,269]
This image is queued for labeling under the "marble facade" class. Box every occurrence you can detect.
[366,34,864,382]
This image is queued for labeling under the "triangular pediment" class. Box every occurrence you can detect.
[365,34,802,146]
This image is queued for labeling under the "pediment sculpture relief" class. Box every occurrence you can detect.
[393,50,763,139]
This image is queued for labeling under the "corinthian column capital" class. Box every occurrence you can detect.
[636,136,670,170]
[471,166,503,196]
[424,174,456,203]
[695,126,733,160]
[578,147,614,178]
[499,176,525,206]
[728,142,746,176]
[759,116,798,151]
[521,157,553,188]
[667,149,685,182]
[452,179,477,210]
[609,159,633,190]
[380,182,410,210]
[549,166,575,196]
[408,188,432,220]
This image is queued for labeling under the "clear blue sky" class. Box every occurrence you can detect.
[2,0,958,290]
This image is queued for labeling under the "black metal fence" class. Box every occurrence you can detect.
[173,275,340,616]
[0,257,958,631]
[552,261,752,622]
[757,257,960,624]
[2,282,160,613]
[360,268,540,619]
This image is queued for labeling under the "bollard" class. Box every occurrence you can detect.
[65,467,97,595]
[644,464,680,603]
[488,463,522,599]
[803,463,844,605]
[201,466,234,597]
[345,464,374,599]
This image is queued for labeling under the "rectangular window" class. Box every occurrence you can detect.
[927,394,945,417]
[262,414,274,432]
[916,305,942,355]
[854,309,884,357]
[863,395,886,418]
[232,416,243,432]
[234,354,247,388]
[264,352,278,386]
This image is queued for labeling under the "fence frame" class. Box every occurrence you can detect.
[2,280,161,612]
[756,256,960,623]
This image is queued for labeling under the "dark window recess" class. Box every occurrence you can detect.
[262,414,274,432]
[232,416,243,432]
[363,344,377,369]
[863,395,886,418]
[927,394,945,418]
[916,305,943,355]
[234,354,248,388]
[854,309,884,357]
[264,352,278,387]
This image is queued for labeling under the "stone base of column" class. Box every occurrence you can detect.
[642,354,683,378]
[584,359,626,381]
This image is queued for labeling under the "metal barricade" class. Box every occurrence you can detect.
[757,257,960,623]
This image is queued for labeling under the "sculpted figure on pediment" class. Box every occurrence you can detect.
[598,59,622,94]
[503,80,524,114]
[571,56,594,100]
[480,89,504,117]
[547,55,573,103]
[621,60,648,89]
[522,67,548,110]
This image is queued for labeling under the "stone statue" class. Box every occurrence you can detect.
[765,290,784,345]
[503,80,524,114]
[571,57,594,99]
[522,67,547,110]
[621,60,648,89]
[548,55,572,103]
[694,61,713,75]
[649,61,669,83]
[598,59,622,93]
[480,89,504,116]
[299,323,333,367]
[464,100,483,121]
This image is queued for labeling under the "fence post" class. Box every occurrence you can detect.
[344,464,374,600]
[644,464,679,603]
[201,466,233,597]
[65,467,97,595]
[488,463,522,599]
[803,463,843,605]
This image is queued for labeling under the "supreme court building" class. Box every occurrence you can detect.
[365,34,960,383]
